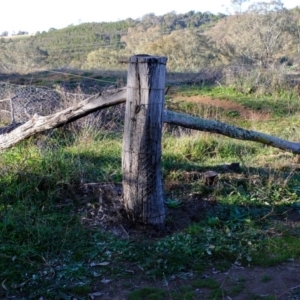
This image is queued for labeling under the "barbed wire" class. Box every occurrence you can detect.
[0,81,91,98]
[0,53,126,60]
[48,70,120,84]
[39,43,125,51]
[0,62,122,85]
[0,60,220,92]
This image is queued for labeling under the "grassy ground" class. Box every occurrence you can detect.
[1,84,300,299]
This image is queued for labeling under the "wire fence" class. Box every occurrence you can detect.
[0,71,126,133]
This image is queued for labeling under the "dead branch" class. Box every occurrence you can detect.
[163,110,300,154]
[0,88,126,150]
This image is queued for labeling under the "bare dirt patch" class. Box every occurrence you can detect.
[89,261,300,299]
[213,261,300,299]
[171,95,271,121]
[86,262,300,300]
[76,181,216,238]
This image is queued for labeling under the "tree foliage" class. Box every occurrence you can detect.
[0,40,47,72]
[207,1,296,67]
[138,29,217,71]
[1,4,300,73]
[83,48,126,70]
[0,11,223,72]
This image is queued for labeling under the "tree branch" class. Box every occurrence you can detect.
[163,110,300,154]
[0,88,127,150]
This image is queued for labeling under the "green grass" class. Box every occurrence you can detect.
[261,274,272,283]
[2,85,300,298]
[127,287,165,300]
[192,278,220,289]
[169,285,195,300]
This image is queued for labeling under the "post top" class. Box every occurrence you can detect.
[129,55,167,65]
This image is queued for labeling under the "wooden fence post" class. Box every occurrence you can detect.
[122,55,167,226]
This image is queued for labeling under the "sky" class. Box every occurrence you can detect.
[1,0,299,35]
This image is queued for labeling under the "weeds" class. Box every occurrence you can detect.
[165,198,183,208]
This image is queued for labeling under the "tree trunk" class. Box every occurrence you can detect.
[122,55,167,226]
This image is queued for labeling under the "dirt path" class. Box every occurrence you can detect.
[212,261,300,299]
[92,261,300,299]
[81,184,300,300]
[171,95,271,121]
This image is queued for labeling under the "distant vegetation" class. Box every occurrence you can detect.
[0,1,300,93]
[0,3,299,74]
[0,11,225,71]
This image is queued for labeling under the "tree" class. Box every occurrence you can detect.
[140,29,217,71]
[17,30,29,35]
[231,0,250,14]
[208,1,295,67]
[83,48,126,70]
[0,41,48,72]
[121,25,163,54]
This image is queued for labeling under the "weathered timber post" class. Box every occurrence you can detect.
[122,55,167,226]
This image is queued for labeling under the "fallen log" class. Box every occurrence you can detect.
[163,110,300,154]
[0,88,126,150]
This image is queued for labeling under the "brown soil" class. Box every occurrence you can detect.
[171,94,271,121]
[90,261,300,300]
[214,261,300,299]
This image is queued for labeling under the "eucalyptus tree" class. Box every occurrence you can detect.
[0,40,48,72]
[140,29,217,71]
[208,0,295,67]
